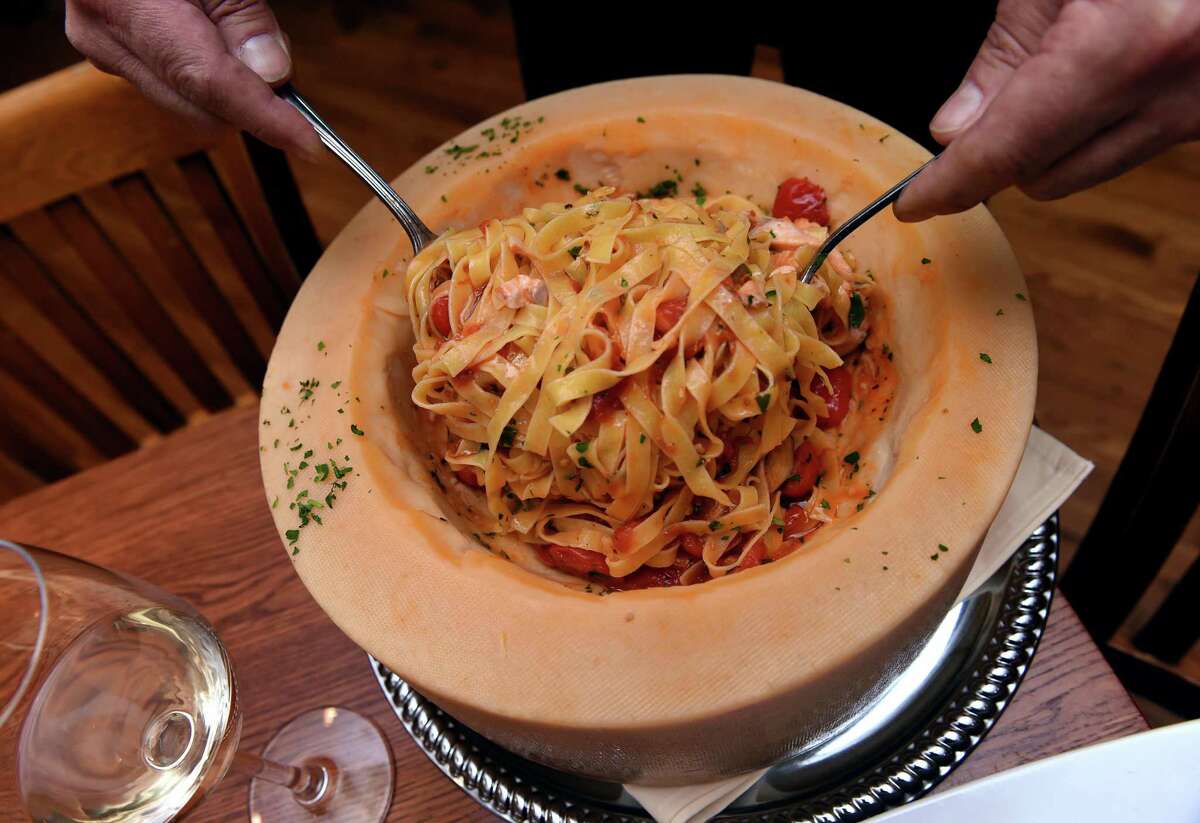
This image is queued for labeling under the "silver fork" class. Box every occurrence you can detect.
[278,84,438,254]
[799,156,936,284]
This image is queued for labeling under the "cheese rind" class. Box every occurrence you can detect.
[258,75,1036,785]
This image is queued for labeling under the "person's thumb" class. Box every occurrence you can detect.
[928,2,1057,145]
[204,0,292,85]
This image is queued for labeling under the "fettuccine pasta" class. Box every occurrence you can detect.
[405,178,895,590]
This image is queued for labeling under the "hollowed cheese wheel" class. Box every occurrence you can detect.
[258,75,1036,786]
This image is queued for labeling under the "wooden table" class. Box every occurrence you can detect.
[0,407,1148,821]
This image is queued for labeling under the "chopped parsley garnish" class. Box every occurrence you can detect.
[620,278,629,288]
[691,183,707,205]
[1015,292,1027,301]
[843,451,860,466]
[350,424,364,436]
[481,127,496,141]
[444,143,478,158]
[302,449,313,459]
[970,417,983,434]
[317,341,325,351]
[555,168,571,181]
[573,183,588,195]
[979,352,993,364]
[881,343,893,361]
[575,441,589,453]
[499,425,517,448]
[921,257,932,265]
[289,442,304,451]
[285,529,299,544]
[568,245,582,259]
[696,457,705,467]
[636,116,646,123]
[708,520,721,531]
[647,179,678,198]
[848,293,865,328]
[820,499,831,509]
[639,434,646,444]
[578,456,594,469]
[756,393,771,413]
[765,289,777,299]
[938,543,949,552]
[313,464,330,482]
[271,496,279,509]
[996,308,1005,316]
[424,165,438,174]
[298,378,319,403]
[331,380,342,389]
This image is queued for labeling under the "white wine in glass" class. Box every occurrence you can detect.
[0,541,394,822]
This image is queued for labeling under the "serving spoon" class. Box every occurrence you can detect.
[278,84,438,254]
[798,156,936,284]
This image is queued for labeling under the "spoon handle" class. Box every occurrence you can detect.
[278,84,437,253]
[799,156,937,283]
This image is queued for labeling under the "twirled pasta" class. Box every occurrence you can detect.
[405,182,894,590]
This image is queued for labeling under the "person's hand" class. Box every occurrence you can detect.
[65,0,321,158]
[895,0,1200,222]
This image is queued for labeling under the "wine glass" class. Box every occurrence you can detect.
[0,540,394,822]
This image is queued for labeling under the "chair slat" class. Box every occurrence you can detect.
[0,322,131,462]
[209,134,308,293]
[0,265,158,444]
[0,451,43,500]
[5,209,214,420]
[1063,276,1200,642]
[145,158,277,356]
[0,65,223,224]
[0,400,74,484]
[1133,554,1200,664]
[0,225,182,431]
[111,173,264,397]
[77,183,248,410]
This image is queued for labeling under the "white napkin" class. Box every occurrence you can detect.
[626,427,1093,823]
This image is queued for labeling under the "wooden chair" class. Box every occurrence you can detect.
[0,63,321,501]
[1061,273,1200,720]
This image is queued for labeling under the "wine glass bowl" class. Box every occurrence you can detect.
[0,542,393,823]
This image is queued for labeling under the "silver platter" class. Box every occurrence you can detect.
[371,513,1058,821]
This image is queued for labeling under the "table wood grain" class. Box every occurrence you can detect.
[0,407,1148,821]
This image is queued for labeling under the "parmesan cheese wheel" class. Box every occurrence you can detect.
[258,75,1036,785]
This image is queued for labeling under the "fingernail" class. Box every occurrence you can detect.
[931,81,983,136]
[238,33,290,84]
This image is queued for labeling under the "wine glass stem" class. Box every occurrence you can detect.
[232,751,333,806]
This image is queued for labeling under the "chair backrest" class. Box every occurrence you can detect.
[0,63,320,501]
[1061,273,1200,718]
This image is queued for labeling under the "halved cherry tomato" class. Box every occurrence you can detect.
[679,533,705,558]
[772,177,830,226]
[773,539,804,559]
[812,365,852,429]
[782,504,811,538]
[454,467,481,487]
[431,293,452,336]
[735,539,767,571]
[604,564,683,590]
[612,519,642,555]
[588,384,625,423]
[537,544,609,577]
[780,441,821,499]
[654,298,689,335]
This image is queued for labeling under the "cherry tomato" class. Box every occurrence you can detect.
[537,544,609,577]
[772,177,830,225]
[612,519,642,555]
[773,539,804,559]
[812,365,852,429]
[679,533,705,558]
[454,467,481,487]
[588,384,625,423]
[780,441,821,499]
[782,504,811,538]
[654,298,689,335]
[605,564,683,590]
[735,539,767,571]
[431,293,452,337]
